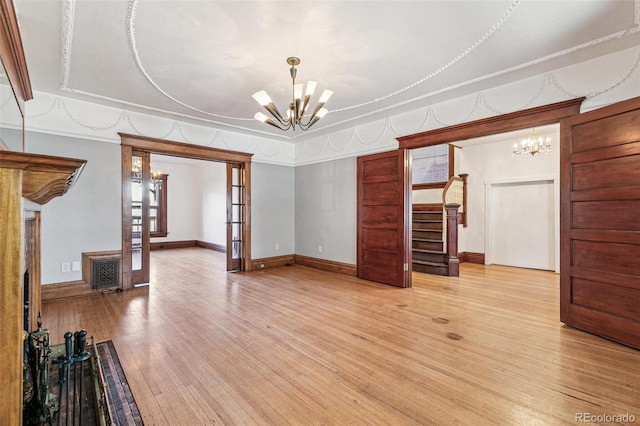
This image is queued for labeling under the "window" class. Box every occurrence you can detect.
[412,144,452,189]
[150,174,168,237]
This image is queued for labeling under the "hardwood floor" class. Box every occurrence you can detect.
[41,248,640,425]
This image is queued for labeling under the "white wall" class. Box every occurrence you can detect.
[148,160,202,243]
[25,132,121,284]
[295,157,356,264]
[458,136,560,268]
[252,162,296,259]
[198,161,227,246]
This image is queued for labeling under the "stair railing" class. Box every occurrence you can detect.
[442,173,467,226]
[441,174,468,276]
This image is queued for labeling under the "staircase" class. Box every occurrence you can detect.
[412,205,449,275]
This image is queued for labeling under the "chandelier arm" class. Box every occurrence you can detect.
[263,103,288,124]
[299,95,310,119]
[263,117,291,130]
[298,113,323,130]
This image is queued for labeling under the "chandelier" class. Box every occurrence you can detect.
[252,57,333,131]
[512,129,551,157]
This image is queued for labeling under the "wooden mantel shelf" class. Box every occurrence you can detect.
[0,150,86,204]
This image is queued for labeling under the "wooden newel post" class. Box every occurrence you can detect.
[445,204,460,277]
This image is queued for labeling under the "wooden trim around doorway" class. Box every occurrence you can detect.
[397,98,584,149]
[120,133,254,290]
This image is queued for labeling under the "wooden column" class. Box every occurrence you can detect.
[445,204,460,277]
[0,168,24,425]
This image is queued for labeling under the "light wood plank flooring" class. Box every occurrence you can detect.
[42,248,640,425]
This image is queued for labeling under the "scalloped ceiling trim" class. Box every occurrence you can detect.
[30,17,640,165]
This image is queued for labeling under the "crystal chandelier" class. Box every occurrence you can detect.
[512,129,551,157]
[252,57,333,131]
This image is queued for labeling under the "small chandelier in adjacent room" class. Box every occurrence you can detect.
[512,129,552,157]
[252,57,333,131]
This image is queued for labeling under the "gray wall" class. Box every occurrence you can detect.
[295,157,357,264]
[26,132,121,284]
[21,131,329,283]
[251,162,295,259]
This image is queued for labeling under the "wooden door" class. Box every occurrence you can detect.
[560,96,640,349]
[130,150,150,285]
[357,150,411,287]
[227,163,245,271]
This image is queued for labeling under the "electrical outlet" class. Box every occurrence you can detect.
[318,245,323,253]
[72,261,81,272]
[61,262,71,273]
[275,243,279,251]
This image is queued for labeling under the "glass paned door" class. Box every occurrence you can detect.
[131,151,150,284]
[227,163,244,271]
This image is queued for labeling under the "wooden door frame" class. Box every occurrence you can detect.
[395,98,584,276]
[397,99,585,149]
[120,133,253,290]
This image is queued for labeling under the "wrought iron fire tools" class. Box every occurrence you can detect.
[53,329,91,426]
[23,315,58,425]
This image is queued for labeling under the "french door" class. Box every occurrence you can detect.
[560,96,640,349]
[226,163,245,271]
[130,150,150,285]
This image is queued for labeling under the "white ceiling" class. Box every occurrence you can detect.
[14,0,640,143]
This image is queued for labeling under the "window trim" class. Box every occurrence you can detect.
[411,145,455,190]
[150,173,168,238]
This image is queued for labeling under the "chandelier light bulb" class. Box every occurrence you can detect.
[252,90,272,106]
[319,89,333,103]
[316,108,328,119]
[305,81,317,97]
[254,112,269,122]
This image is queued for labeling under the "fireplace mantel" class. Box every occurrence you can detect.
[0,150,86,205]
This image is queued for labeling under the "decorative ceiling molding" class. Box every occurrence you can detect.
[29,27,640,166]
[58,0,75,89]
[55,0,640,142]
[124,0,521,128]
[125,0,253,123]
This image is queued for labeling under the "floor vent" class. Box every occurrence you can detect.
[92,258,120,289]
[82,251,122,290]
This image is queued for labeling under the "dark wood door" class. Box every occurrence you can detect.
[357,150,411,287]
[560,96,640,349]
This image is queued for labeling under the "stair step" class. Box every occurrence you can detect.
[412,214,443,221]
[413,248,445,255]
[413,222,443,230]
[413,249,447,263]
[412,260,449,276]
[412,229,442,239]
[413,240,444,251]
